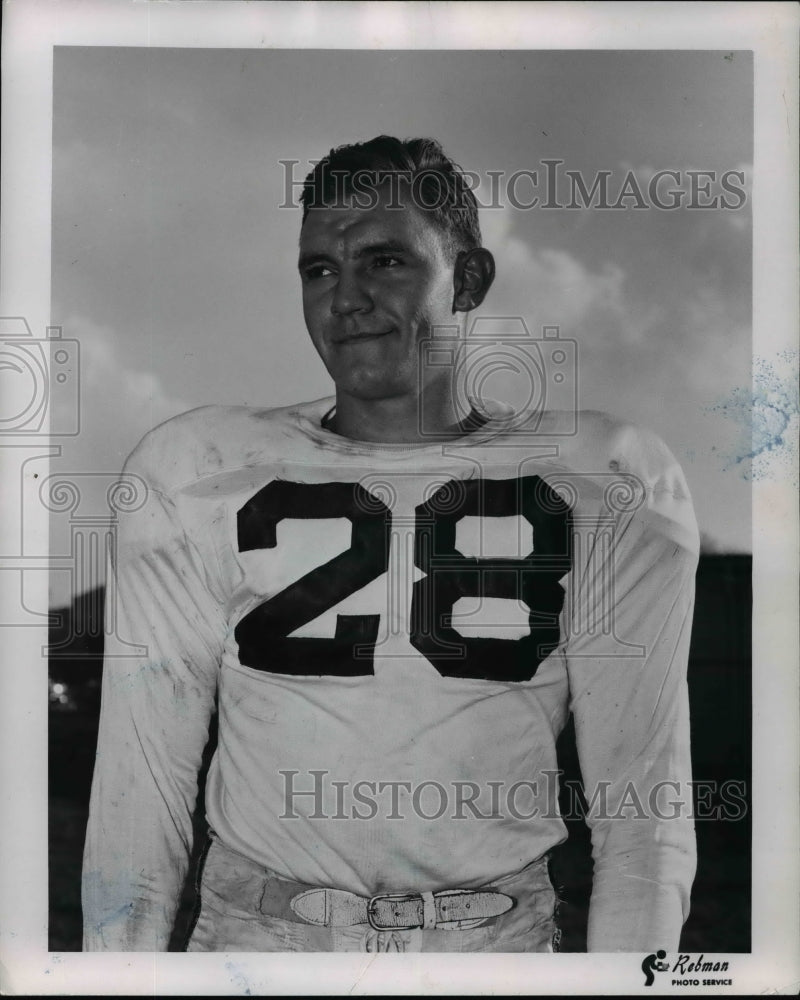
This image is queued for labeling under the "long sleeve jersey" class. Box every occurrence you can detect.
[82,396,699,952]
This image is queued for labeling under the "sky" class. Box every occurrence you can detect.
[50,47,753,603]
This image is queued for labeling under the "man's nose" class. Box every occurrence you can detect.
[331,269,372,315]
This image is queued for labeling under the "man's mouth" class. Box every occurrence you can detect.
[332,329,394,345]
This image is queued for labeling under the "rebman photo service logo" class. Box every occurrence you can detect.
[642,952,733,988]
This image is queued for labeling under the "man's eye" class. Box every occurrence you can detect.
[304,265,334,280]
[374,255,401,269]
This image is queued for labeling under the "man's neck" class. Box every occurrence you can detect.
[329,391,482,444]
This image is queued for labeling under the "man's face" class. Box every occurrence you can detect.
[298,187,457,402]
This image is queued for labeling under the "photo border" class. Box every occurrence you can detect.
[1,2,797,994]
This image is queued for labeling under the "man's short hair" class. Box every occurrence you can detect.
[301,135,482,260]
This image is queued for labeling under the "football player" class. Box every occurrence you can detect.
[82,136,699,953]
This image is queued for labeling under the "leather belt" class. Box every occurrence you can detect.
[255,877,514,931]
[199,839,518,931]
[289,887,515,930]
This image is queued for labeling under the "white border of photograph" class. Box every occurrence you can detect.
[1,1,797,995]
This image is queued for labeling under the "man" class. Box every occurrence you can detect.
[82,136,699,953]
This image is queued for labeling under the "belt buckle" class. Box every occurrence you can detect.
[366,892,420,931]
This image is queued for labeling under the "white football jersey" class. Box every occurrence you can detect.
[82,397,699,951]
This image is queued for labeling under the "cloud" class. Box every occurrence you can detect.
[48,314,193,606]
[478,206,637,345]
[476,203,749,400]
[54,313,191,467]
[469,205,752,553]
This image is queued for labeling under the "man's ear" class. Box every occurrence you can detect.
[452,248,496,314]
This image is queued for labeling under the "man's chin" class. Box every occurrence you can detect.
[333,372,415,404]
